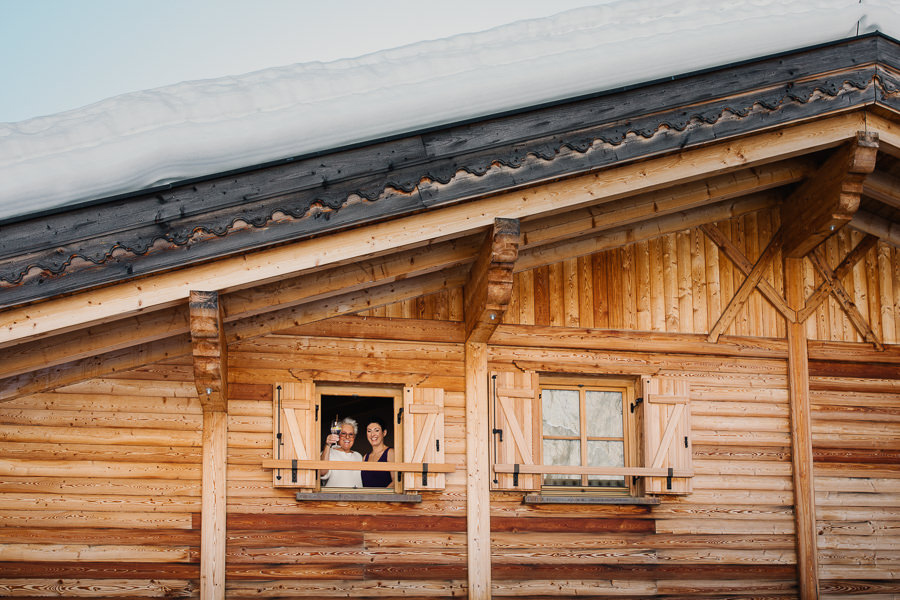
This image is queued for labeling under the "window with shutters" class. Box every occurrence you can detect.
[540,378,636,493]
[490,371,693,496]
[270,381,449,494]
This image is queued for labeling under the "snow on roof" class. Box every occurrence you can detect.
[1,0,897,222]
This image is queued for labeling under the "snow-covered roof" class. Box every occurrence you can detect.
[1,0,898,222]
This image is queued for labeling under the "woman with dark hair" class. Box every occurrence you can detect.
[361,417,395,488]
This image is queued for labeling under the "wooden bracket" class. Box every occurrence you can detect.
[781,132,878,258]
[190,290,228,412]
[464,219,521,343]
[707,227,784,342]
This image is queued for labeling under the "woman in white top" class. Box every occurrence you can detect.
[320,417,363,488]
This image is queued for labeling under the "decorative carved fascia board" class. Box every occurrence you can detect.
[0,34,895,309]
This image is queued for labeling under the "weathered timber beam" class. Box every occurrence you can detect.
[516,191,779,272]
[0,268,468,402]
[227,265,469,342]
[465,342,491,599]
[699,223,795,322]
[781,132,878,258]
[0,112,868,347]
[521,158,814,249]
[0,239,478,380]
[806,249,884,351]
[201,409,227,600]
[862,170,900,211]
[0,334,191,402]
[784,257,820,600]
[797,234,878,322]
[707,227,784,342]
[464,219,520,343]
[850,209,900,248]
[0,305,188,380]
[190,291,228,412]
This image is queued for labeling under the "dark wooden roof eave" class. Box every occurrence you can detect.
[1,33,899,310]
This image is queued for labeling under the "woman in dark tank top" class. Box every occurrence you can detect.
[362,417,394,487]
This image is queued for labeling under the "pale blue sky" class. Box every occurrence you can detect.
[0,0,601,123]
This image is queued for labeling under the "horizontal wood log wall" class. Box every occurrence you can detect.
[361,208,900,346]
[810,373,900,598]
[0,376,202,598]
[0,323,897,597]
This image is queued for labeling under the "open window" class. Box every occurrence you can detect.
[268,381,451,494]
[490,370,692,496]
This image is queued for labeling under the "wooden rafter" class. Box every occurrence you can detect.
[806,248,884,350]
[190,291,228,413]
[781,132,878,258]
[464,219,520,343]
[0,267,468,402]
[706,227,784,343]
[699,223,795,322]
[0,238,478,381]
[851,210,900,248]
[521,158,814,249]
[862,170,900,210]
[797,234,878,322]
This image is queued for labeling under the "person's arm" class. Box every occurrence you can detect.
[386,447,396,486]
[320,434,338,478]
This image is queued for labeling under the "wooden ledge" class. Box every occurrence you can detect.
[522,494,660,506]
[295,491,422,503]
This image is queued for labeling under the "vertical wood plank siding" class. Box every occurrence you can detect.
[363,209,900,346]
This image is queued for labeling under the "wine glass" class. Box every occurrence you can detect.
[330,416,341,448]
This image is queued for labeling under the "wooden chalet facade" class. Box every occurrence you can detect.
[0,33,899,599]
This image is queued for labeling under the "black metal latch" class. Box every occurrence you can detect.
[513,463,520,487]
[492,428,503,442]
[630,397,644,413]
[422,463,429,486]
[666,467,673,490]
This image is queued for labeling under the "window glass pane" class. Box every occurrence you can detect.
[585,390,623,438]
[542,389,580,437]
[543,439,580,486]
[586,440,625,487]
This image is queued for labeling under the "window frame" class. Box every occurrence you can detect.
[316,383,404,494]
[539,375,638,496]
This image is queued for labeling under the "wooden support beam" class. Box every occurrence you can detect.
[862,170,900,211]
[464,219,520,342]
[807,248,884,350]
[781,132,878,258]
[190,291,228,413]
[227,265,469,343]
[700,223,795,322]
[797,234,878,322]
[465,341,491,599]
[200,409,227,600]
[851,209,900,248]
[522,158,814,249]
[517,191,779,273]
[0,334,190,402]
[707,227,783,342]
[0,111,868,347]
[784,257,820,600]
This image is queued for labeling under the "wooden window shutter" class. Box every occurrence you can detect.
[641,375,692,494]
[273,381,319,488]
[402,386,446,491]
[490,370,541,491]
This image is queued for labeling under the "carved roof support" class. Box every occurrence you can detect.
[190,290,228,412]
[464,219,520,343]
[781,132,878,258]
